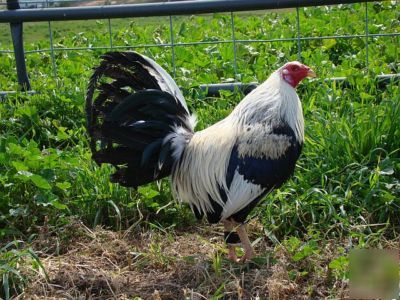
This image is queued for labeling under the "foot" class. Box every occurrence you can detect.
[238,248,254,262]
[227,246,238,262]
[236,223,255,263]
[224,220,255,263]
[223,220,239,262]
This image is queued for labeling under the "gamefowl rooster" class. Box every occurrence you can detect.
[86,52,315,262]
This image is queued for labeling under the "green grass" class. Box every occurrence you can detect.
[0,1,399,298]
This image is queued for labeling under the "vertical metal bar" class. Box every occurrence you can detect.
[47,23,57,78]
[108,18,113,49]
[296,7,302,62]
[169,15,176,78]
[364,2,369,71]
[46,0,57,78]
[7,0,31,90]
[230,12,238,80]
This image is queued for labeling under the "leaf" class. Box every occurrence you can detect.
[178,21,187,36]
[379,165,394,176]
[250,255,270,266]
[15,170,33,181]
[27,248,50,281]
[33,193,53,206]
[284,236,301,252]
[51,200,68,210]
[30,175,52,190]
[56,181,72,190]
[137,186,159,199]
[0,240,24,252]
[329,256,348,270]
[107,200,121,221]
[292,241,319,261]
[9,208,28,217]
[2,273,10,300]
[56,129,70,141]
[12,161,28,171]
[7,143,24,155]
[0,153,6,164]
[15,105,37,118]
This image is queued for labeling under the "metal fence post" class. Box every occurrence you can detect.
[169,15,176,78]
[296,7,302,62]
[7,0,31,91]
[46,0,57,79]
[230,12,238,80]
[108,18,113,49]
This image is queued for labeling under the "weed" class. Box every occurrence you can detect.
[0,241,47,300]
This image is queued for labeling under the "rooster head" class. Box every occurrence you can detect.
[280,61,316,88]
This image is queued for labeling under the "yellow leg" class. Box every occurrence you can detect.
[236,224,254,262]
[227,245,237,262]
[223,220,238,262]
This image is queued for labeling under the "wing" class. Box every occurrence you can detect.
[220,121,303,222]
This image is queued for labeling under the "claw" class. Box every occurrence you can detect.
[238,249,254,263]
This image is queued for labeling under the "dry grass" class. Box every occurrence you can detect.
[10,219,365,300]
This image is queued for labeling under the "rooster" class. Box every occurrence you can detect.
[86,52,316,262]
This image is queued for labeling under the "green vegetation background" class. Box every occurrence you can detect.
[0,3,399,295]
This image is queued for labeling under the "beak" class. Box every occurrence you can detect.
[307,68,317,78]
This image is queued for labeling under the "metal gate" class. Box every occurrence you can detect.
[0,0,399,96]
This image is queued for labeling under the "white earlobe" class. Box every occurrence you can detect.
[282,69,289,75]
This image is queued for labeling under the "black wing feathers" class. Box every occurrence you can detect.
[86,51,190,188]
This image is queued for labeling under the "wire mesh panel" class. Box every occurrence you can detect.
[0,0,399,92]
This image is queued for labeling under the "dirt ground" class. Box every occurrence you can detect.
[17,220,355,299]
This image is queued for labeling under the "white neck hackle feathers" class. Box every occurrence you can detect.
[231,68,304,144]
[171,66,305,218]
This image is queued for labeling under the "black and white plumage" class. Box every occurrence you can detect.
[86,51,315,261]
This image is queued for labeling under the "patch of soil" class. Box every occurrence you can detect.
[19,220,359,299]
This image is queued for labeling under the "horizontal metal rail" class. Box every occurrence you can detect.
[201,74,400,96]
[0,0,87,4]
[0,0,380,23]
[2,73,398,99]
[1,33,399,55]
[0,90,36,99]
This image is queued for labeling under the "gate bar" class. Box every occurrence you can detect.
[6,0,31,91]
[201,74,400,96]
[0,0,380,23]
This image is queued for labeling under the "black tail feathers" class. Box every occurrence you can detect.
[86,51,194,188]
